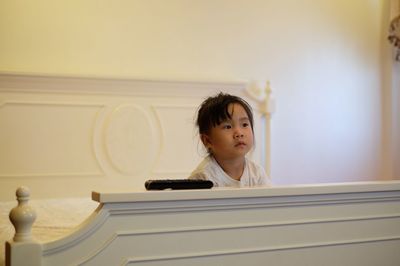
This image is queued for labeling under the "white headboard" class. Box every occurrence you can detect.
[0,73,270,200]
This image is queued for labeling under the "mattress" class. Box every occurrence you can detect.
[0,197,98,266]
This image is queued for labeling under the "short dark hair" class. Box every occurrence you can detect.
[196,92,254,135]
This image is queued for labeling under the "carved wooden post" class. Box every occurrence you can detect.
[9,186,36,242]
[6,187,41,266]
[246,80,275,178]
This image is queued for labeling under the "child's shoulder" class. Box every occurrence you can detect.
[245,158,271,185]
[245,157,264,169]
[191,156,214,174]
[245,158,267,176]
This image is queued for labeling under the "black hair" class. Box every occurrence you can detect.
[196,92,254,135]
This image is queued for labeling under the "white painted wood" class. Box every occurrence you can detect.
[6,181,400,266]
[8,187,36,242]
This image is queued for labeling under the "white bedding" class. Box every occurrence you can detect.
[0,198,98,266]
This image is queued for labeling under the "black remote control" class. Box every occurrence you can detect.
[145,179,214,190]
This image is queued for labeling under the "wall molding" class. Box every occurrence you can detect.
[0,72,246,97]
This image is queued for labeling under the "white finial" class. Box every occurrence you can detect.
[265,80,272,95]
[246,80,267,102]
[246,80,275,116]
[9,186,37,242]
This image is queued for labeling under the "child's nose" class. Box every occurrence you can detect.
[234,129,244,138]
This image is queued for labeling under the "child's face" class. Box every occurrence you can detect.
[201,103,254,161]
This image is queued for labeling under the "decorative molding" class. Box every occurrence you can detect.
[113,214,400,235]
[0,72,246,97]
[152,103,200,109]
[104,197,400,216]
[0,100,106,178]
[151,103,199,175]
[0,172,105,179]
[104,104,158,175]
[0,100,105,108]
[42,208,110,255]
[123,236,400,264]
[72,215,400,265]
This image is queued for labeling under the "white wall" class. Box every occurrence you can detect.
[0,0,396,184]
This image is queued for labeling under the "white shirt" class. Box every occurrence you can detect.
[189,156,271,187]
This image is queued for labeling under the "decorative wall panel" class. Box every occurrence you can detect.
[104,104,158,175]
[0,101,104,178]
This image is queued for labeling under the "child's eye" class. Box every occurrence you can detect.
[242,122,249,127]
[222,124,232,129]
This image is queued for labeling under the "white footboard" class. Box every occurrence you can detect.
[6,181,400,266]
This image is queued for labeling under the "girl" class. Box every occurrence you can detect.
[189,92,271,187]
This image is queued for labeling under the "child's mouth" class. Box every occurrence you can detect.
[235,142,246,147]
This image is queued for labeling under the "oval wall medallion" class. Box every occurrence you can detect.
[105,105,156,175]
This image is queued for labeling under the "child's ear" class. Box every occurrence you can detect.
[200,134,212,148]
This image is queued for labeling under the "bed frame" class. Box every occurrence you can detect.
[6,181,400,266]
[2,74,400,265]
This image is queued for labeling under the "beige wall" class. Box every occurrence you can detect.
[0,1,385,80]
[0,0,396,184]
